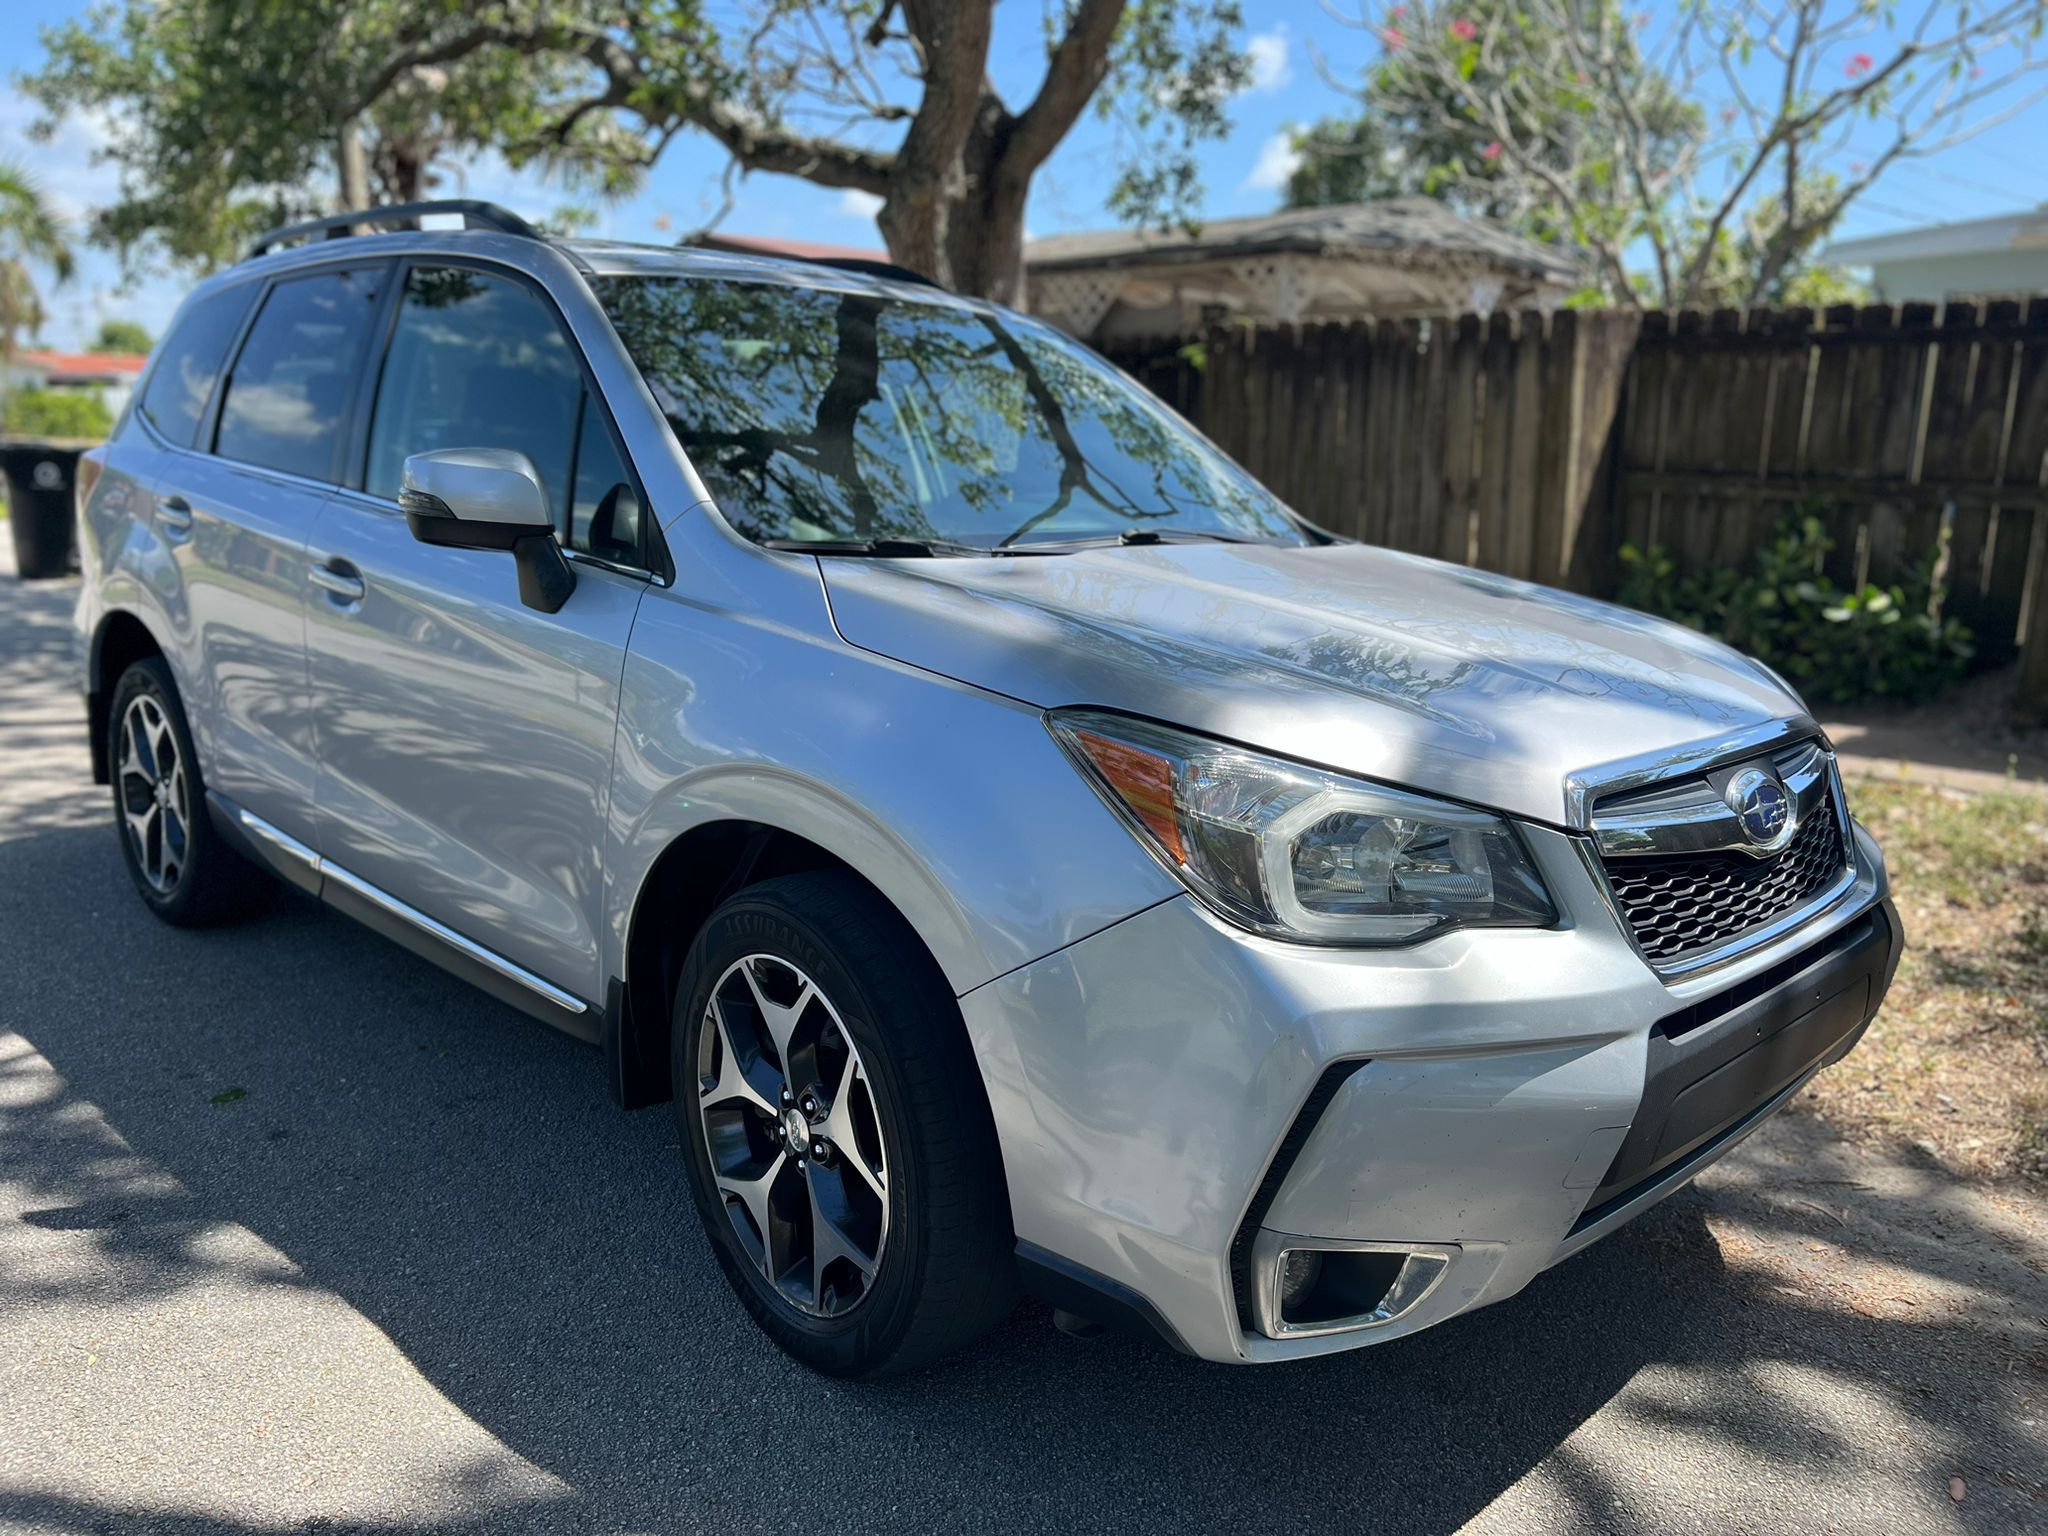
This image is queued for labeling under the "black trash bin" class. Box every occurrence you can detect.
[1,438,89,579]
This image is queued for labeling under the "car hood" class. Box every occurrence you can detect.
[818,540,1808,827]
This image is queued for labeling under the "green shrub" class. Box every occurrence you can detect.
[3,388,114,441]
[1615,512,1973,707]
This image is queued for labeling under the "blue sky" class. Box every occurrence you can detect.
[2,0,2043,350]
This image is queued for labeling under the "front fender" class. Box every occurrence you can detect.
[604,562,1180,1001]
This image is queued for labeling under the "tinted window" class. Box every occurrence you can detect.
[214,269,383,479]
[593,275,1303,550]
[366,266,602,538]
[567,397,641,563]
[138,283,255,447]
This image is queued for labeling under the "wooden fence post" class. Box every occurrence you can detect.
[2019,511,2048,727]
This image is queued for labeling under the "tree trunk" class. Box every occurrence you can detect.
[336,122,371,211]
[879,107,1030,306]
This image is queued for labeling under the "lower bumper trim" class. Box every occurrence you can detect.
[1014,1241,1193,1355]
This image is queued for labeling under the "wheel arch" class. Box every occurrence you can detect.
[87,609,168,784]
[607,805,990,1117]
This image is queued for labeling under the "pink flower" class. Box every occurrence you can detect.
[1383,26,1406,49]
[1721,106,1737,125]
[1846,51,1874,78]
[1970,65,1983,78]
[1850,161,1867,174]
[1481,141,1504,161]
[1388,4,1407,16]
[1450,18,1477,41]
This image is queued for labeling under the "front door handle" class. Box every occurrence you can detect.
[157,495,194,534]
[308,561,367,604]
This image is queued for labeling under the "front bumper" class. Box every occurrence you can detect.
[960,821,1899,1364]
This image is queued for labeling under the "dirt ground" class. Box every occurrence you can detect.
[1802,777,2048,1183]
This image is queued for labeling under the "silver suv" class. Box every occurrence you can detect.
[75,202,1901,1376]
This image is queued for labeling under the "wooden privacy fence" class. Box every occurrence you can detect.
[1102,298,2048,720]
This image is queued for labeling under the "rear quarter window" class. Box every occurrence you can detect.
[214,268,384,481]
[137,283,256,448]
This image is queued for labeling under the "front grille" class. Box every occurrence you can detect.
[1602,781,1848,964]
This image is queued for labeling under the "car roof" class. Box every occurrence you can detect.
[192,224,994,318]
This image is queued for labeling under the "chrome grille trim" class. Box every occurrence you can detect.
[1581,740,1857,979]
[1592,740,1830,861]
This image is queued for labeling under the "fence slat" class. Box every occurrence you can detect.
[1099,293,2040,676]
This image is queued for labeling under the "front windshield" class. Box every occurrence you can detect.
[591,273,1306,551]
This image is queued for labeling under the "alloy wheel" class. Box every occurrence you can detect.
[696,954,890,1317]
[117,694,189,896]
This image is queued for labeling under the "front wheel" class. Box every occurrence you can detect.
[672,871,1016,1377]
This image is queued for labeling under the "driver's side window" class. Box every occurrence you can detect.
[365,265,642,565]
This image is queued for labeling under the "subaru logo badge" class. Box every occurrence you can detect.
[1725,767,1795,853]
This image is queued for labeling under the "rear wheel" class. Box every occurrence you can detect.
[108,658,274,926]
[672,871,1016,1376]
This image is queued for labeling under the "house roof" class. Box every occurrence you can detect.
[1023,198,1581,282]
[1824,204,2048,265]
[690,232,890,263]
[16,350,148,383]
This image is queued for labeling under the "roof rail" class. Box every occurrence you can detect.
[245,200,545,261]
[790,254,945,290]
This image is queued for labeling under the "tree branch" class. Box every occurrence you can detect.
[1006,0,1128,177]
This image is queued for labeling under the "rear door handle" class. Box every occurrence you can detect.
[308,561,367,604]
[157,495,194,533]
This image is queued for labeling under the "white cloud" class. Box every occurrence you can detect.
[1243,132,1302,193]
[835,188,883,221]
[1247,27,1292,93]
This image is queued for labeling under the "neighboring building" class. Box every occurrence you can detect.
[4,349,149,419]
[1824,205,2048,304]
[1024,198,1581,343]
[689,232,892,265]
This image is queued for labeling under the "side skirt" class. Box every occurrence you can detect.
[207,791,601,1044]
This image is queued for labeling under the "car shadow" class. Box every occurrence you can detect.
[3,819,2042,1534]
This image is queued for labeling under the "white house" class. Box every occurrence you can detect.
[3,349,149,419]
[1824,205,2048,304]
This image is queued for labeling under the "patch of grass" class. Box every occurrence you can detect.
[1801,777,2048,1179]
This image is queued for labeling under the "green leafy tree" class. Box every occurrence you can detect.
[24,1,656,272]
[4,387,114,440]
[92,317,154,354]
[0,160,73,367]
[1309,1,2047,308]
[24,1,1254,304]
[1287,0,1697,243]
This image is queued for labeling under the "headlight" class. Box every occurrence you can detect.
[1048,709,1554,946]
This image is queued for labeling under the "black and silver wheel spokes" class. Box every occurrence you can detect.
[117,695,189,895]
[698,954,890,1317]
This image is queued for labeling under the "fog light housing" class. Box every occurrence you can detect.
[1279,1248,1324,1312]
[1253,1234,1457,1340]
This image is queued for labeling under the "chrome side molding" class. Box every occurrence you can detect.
[229,801,587,1017]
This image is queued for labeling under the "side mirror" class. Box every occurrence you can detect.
[400,448,575,613]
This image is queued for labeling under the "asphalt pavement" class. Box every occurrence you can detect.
[2,545,2043,1534]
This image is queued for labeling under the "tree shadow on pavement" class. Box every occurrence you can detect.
[2,816,2043,1535]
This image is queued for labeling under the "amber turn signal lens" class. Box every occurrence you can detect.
[1073,729,1184,864]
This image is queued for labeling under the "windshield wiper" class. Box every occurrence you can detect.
[1006,527,1285,553]
[762,536,987,558]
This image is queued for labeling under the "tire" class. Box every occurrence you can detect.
[107,657,275,926]
[672,870,1017,1377]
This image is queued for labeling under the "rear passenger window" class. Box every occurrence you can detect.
[365,265,637,561]
[137,283,255,447]
[214,268,383,480]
